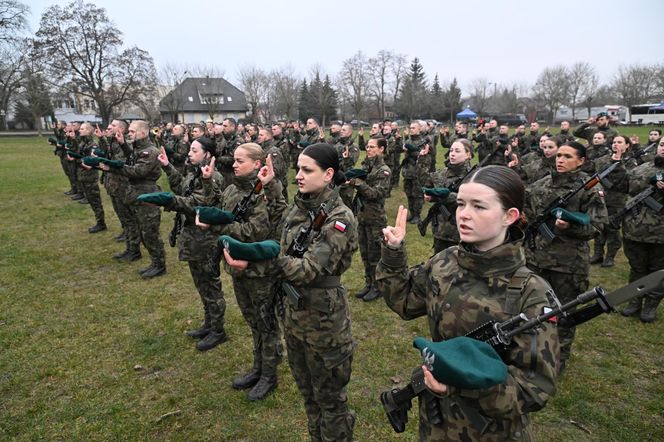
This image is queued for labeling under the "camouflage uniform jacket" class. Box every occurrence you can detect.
[518,155,555,186]
[553,129,575,147]
[216,132,244,173]
[402,134,430,179]
[99,136,131,198]
[352,156,391,224]
[525,169,608,275]
[273,134,291,164]
[579,144,611,175]
[273,186,358,354]
[519,131,542,157]
[375,229,559,441]
[298,127,323,150]
[164,162,223,261]
[440,132,467,149]
[572,123,618,145]
[333,136,360,173]
[633,141,659,165]
[622,157,664,243]
[594,155,638,211]
[165,136,190,172]
[76,135,100,182]
[423,161,472,242]
[109,137,162,203]
[260,140,288,184]
[54,127,66,157]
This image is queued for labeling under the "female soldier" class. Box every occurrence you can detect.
[197,143,278,397]
[351,137,392,302]
[376,166,559,441]
[525,141,608,371]
[225,143,358,441]
[157,137,227,352]
[517,137,559,185]
[619,139,664,322]
[420,139,473,254]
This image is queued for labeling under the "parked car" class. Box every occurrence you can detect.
[493,114,527,127]
[350,119,369,127]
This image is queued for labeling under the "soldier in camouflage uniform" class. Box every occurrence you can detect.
[402,121,431,225]
[257,127,288,200]
[573,112,618,146]
[201,143,280,392]
[618,140,664,323]
[70,122,106,233]
[553,121,575,147]
[519,122,543,158]
[227,143,358,441]
[348,137,391,302]
[440,121,469,160]
[590,135,638,267]
[295,118,326,170]
[357,122,381,151]
[157,137,227,351]
[376,166,559,441]
[162,124,190,175]
[579,131,611,175]
[380,120,400,192]
[52,120,78,195]
[216,118,244,188]
[631,129,661,165]
[421,139,473,254]
[334,123,360,208]
[326,120,342,145]
[516,137,558,185]
[271,123,292,198]
[100,120,166,279]
[525,142,608,371]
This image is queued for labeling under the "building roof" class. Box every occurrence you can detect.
[159,77,248,113]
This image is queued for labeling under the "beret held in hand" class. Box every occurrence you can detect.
[404,143,420,152]
[98,157,125,169]
[219,235,281,261]
[83,156,101,167]
[137,192,174,207]
[550,208,590,225]
[413,336,507,390]
[196,206,235,225]
[422,187,451,199]
[66,150,83,159]
[48,136,57,145]
[344,168,368,180]
[93,148,107,157]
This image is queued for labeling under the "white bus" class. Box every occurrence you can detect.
[627,103,664,125]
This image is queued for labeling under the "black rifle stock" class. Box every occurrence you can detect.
[381,269,664,433]
[610,184,662,228]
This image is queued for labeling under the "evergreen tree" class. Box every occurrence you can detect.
[396,57,428,121]
[430,74,443,120]
[443,77,462,123]
[297,79,311,122]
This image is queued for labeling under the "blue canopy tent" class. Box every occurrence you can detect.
[456,108,477,120]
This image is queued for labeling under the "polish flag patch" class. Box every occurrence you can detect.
[334,221,347,232]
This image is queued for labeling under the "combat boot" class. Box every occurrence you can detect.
[409,215,421,225]
[639,297,662,323]
[247,376,277,401]
[355,283,371,299]
[186,324,210,339]
[70,193,84,201]
[118,249,141,262]
[114,231,126,242]
[88,223,107,233]
[620,298,642,317]
[363,285,383,302]
[601,256,615,267]
[232,367,261,390]
[141,263,166,279]
[64,189,75,195]
[78,198,89,204]
[196,329,228,351]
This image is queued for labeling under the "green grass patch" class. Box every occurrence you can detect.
[0,132,662,440]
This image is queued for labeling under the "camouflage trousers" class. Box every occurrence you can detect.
[134,202,165,266]
[108,194,132,234]
[60,155,78,192]
[403,178,423,218]
[189,261,225,332]
[593,223,622,259]
[358,220,385,285]
[623,238,664,303]
[78,179,105,225]
[388,151,401,187]
[285,333,355,442]
[114,198,140,254]
[232,275,282,377]
[339,186,354,210]
[531,267,588,369]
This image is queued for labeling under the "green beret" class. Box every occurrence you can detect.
[137,192,174,207]
[298,140,311,148]
[596,111,608,118]
[422,187,451,199]
[551,207,590,225]
[219,235,281,261]
[650,174,663,184]
[66,150,83,159]
[93,148,107,157]
[83,156,101,167]
[413,336,507,390]
[196,206,235,225]
[98,158,125,169]
[48,136,57,145]
[344,168,368,180]
[404,143,420,152]
[65,141,73,148]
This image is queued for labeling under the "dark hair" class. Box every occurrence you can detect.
[371,137,387,150]
[613,134,631,147]
[193,136,216,156]
[563,141,587,158]
[301,143,345,185]
[650,129,662,136]
[464,165,526,229]
[223,118,237,128]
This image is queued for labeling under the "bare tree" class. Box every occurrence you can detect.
[0,0,29,43]
[33,1,157,125]
[468,78,491,115]
[0,38,28,129]
[190,65,226,121]
[390,53,407,111]
[271,65,299,120]
[612,63,659,107]
[567,62,598,120]
[338,51,370,120]
[367,50,393,119]
[159,62,189,123]
[238,64,270,123]
[532,66,571,124]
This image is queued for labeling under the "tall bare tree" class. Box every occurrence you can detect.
[567,62,598,120]
[271,65,299,120]
[338,51,370,120]
[612,63,659,107]
[238,64,269,123]
[367,50,394,119]
[468,78,491,116]
[33,1,157,125]
[533,66,571,124]
[0,38,27,129]
[390,53,407,112]
[0,0,29,43]
[159,62,190,123]
[190,65,225,121]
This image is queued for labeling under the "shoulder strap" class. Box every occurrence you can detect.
[503,266,533,316]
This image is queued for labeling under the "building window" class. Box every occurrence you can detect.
[188,96,194,102]
[227,96,232,102]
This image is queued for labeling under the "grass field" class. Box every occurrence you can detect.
[0,129,662,441]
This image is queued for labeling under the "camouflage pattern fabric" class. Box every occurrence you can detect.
[572,123,618,145]
[76,135,105,225]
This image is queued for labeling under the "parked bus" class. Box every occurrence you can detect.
[627,103,664,125]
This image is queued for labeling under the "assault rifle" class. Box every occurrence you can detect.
[609,176,664,228]
[277,203,328,313]
[524,161,619,250]
[418,165,477,236]
[381,269,664,433]
[208,180,264,275]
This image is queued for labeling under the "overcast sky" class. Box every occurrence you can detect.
[25,0,663,94]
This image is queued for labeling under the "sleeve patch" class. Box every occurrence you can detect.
[334,221,347,232]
